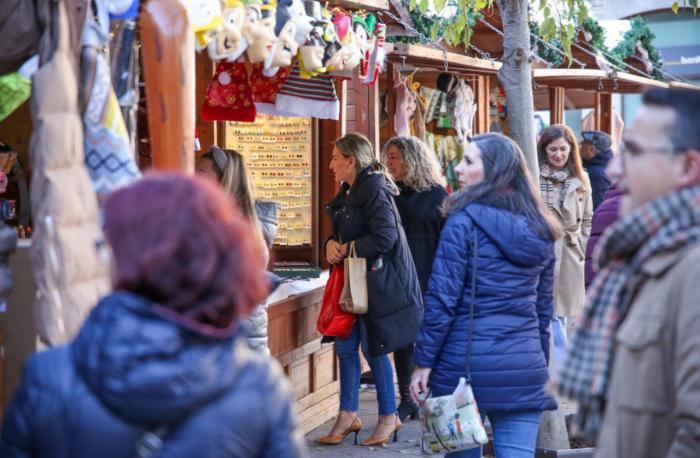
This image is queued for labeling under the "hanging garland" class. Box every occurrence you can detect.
[610,16,664,80]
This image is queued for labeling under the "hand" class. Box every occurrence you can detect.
[326,240,343,265]
[410,366,432,406]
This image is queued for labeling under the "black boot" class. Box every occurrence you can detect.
[394,344,419,421]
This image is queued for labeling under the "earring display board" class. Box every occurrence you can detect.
[225,114,313,247]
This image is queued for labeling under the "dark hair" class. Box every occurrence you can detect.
[537,124,587,187]
[643,88,700,153]
[444,133,561,240]
[103,173,268,330]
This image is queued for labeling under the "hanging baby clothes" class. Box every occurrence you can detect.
[80,0,141,195]
[393,73,416,137]
[201,59,256,122]
[250,63,291,115]
[274,63,339,120]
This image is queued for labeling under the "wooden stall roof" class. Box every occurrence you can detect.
[386,43,501,76]
[533,68,668,93]
[669,81,700,92]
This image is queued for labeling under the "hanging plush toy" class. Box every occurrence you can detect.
[327,11,357,78]
[244,0,277,64]
[201,60,257,121]
[362,20,385,86]
[352,13,372,80]
[289,0,314,45]
[296,25,326,78]
[207,0,246,61]
[189,0,224,51]
[452,78,477,145]
[262,0,301,76]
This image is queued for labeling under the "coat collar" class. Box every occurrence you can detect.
[640,244,699,278]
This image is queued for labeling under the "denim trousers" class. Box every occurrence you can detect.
[552,316,568,367]
[446,410,542,458]
[335,318,396,415]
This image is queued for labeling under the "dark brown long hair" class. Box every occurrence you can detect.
[537,124,587,187]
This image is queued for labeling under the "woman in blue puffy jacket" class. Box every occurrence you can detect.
[410,133,562,458]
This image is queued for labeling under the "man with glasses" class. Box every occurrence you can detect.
[558,87,700,458]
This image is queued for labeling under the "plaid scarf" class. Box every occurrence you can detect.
[540,164,571,211]
[557,184,700,440]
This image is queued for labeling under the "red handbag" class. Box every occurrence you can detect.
[317,266,356,338]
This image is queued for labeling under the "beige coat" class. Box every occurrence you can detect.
[546,174,593,318]
[30,0,110,345]
[596,242,700,458]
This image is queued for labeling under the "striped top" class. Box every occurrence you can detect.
[277,64,337,102]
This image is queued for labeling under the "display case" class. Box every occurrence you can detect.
[223,114,319,265]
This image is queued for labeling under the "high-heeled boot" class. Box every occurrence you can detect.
[394,344,419,421]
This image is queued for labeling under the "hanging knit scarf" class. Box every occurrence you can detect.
[540,164,571,211]
[557,184,700,441]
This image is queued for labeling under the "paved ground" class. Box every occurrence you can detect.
[305,387,579,458]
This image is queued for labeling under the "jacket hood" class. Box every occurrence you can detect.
[72,292,250,424]
[466,203,553,268]
[583,149,612,168]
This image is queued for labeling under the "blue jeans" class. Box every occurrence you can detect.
[446,411,542,458]
[552,316,568,367]
[335,318,396,416]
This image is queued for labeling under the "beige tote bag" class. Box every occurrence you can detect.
[339,242,368,314]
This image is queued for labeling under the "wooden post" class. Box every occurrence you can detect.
[385,63,396,138]
[599,92,614,135]
[549,87,565,125]
[476,75,491,134]
[593,93,602,130]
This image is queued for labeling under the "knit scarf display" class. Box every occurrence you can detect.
[557,184,700,440]
[540,164,571,211]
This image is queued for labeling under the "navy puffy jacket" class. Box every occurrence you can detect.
[414,203,557,413]
[0,292,307,458]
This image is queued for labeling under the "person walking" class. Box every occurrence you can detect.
[315,133,422,447]
[411,133,561,458]
[584,182,623,288]
[559,88,700,457]
[0,174,307,458]
[538,124,593,365]
[381,136,447,422]
[196,146,274,354]
[580,130,613,209]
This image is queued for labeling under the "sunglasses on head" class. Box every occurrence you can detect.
[209,146,229,174]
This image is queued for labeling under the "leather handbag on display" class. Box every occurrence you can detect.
[339,241,368,315]
[419,229,489,455]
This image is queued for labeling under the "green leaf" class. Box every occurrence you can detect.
[567,23,576,40]
[457,12,467,30]
[459,0,466,12]
[431,21,440,41]
[409,0,417,10]
[474,0,488,10]
[561,32,573,65]
[578,4,589,24]
[671,2,679,14]
[418,0,429,13]
[540,17,556,40]
[434,0,447,13]
[539,0,547,10]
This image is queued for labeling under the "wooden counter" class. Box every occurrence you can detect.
[268,285,339,433]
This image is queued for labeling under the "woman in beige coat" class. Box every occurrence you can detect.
[538,125,593,365]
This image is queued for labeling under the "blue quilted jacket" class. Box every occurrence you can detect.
[414,203,557,413]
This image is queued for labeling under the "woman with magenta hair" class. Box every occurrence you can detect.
[0,174,308,458]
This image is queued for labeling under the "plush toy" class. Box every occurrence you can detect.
[207,0,246,61]
[352,13,372,80]
[297,25,326,78]
[201,59,256,122]
[244,0,277,63]
[274,63,339,119]
[289,0,313,45]
[251,62,290,114]
[327,12,356,77]
[189,0,224,51]
[362,20,385,86]
[262,0,300,76]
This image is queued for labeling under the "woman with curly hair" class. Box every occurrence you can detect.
[382,136,448,421]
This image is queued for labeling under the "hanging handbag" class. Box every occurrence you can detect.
[317,265,356,338]
[419,228,489,454]
[339,241,368,314]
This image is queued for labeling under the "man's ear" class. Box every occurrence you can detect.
[678,149,700,188]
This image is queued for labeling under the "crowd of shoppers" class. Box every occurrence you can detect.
[2,87,699,458]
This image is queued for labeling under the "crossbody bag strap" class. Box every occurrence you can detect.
[466,226,478,383]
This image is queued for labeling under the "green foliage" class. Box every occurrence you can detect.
[672,0,698,14]
[582,16,606,52]
[530,20,564,67]
[610,16,664,80]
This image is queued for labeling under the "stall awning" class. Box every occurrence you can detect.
[386,43,501,76]
[532,68,668,93]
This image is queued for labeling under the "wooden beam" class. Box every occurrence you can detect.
[599,93,614,136]
[593,93,602,131]
[549,87,565,126]
[390,43,501,74]
[475,75,491,133]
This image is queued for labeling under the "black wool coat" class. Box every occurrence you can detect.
[393,182,448,296]
[326,166,423,357]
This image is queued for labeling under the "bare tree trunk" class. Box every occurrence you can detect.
[497,0,569,451]
[496,0,538,176]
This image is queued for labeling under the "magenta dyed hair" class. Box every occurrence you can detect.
[103,173,267,330]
